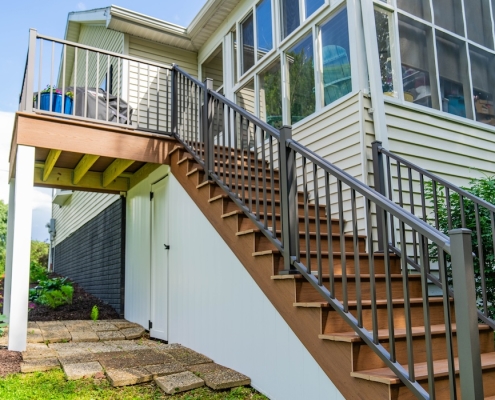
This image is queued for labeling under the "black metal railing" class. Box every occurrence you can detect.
[172,65,486,399]
[373,141,495,329]
[19,29,173,134]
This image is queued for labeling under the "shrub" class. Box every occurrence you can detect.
[29,277,74,309]
[30,240,49,268]
[0,314,7,337]
[425,176,495,318]
[30,261,48,283]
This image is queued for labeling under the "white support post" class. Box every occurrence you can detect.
[3,179,16,318]
[7,145,35,352]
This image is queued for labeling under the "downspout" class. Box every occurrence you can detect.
[359,0,389,150]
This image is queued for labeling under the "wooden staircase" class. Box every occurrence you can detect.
[169,144,495,399]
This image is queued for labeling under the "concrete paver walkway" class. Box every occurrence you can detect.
[14,320,250,395]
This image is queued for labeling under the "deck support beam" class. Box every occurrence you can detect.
[102,159,134,188]
[6,145,35,352]
[73,154,100,184]
[43,149,62,181]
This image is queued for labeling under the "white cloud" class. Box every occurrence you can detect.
[77,2,86,11]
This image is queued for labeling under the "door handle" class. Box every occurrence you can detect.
[164,244,170,250]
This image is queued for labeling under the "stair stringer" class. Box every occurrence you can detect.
[169,147,393,400]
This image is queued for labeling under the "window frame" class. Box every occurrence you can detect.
[373,0,495,125]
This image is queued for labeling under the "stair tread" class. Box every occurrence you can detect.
[254,249,395,258]
[293,296,449,308]
[222,210,331,221]
[351,352,495,384]
[271,273,422,280]
[237,229,365,239]
[319,323,492,343]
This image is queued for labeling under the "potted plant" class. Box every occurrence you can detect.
[64,91,74,115]
[38,86,74,114]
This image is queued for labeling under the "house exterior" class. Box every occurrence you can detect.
[4,1,495,399]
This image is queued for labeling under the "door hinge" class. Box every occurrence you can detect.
[164,244,170,250]
[150,192,154,201]
[149,320,153,330]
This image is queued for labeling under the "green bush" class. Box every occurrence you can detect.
[29,277,74,309]
[30,240,49,268]
[30,261,48,283]
[0,314,7,337]
[425,176,495,318]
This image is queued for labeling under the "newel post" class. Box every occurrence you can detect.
[372,141,386,252]
[170,65,178,134]
[449,229,484,400]
[24,29,37,112]
[279,126,298,274]
[202,78,213,179]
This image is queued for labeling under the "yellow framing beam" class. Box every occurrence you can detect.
[129,163,161,189]
[73,154,100,184]
[102,159,135,188]
[43,149,62,182]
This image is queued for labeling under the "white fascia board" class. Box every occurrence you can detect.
[109,5,188,37]
[68,7,109,25]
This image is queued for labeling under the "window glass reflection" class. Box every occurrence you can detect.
[306,0,324,19]
[321,8,351,106]
[256,0,273,60]
[375,9,395,96]
[259,61,282,129]
[470,47,495,126]
[281,0,300,38]
[287,33,315,123]
[241,14,255,73]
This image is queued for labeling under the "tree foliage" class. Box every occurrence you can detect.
[425,176,495,318]
[30,240,49,268]
[0,200,7,276]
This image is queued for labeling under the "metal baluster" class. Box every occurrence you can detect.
[254,126,260,220]
[380,207,396,362]
[73,47,77,116]
[117,57,121,123]
[325,172,335,298]
[37,40,43,109]
[50,41,54,112]
[397,161,403,208]
[106,55,110,122]
[261,130,268,230]
[234,112,239,199]
[351,189,362,327]
[460,196,466,228]
[408,168,418,264]
[366,199,378,343]
[96,52,99,120]
[446,187,452,231]
[432,181,439,230]
[438,250,457,399]
[166,69,169,132]
[61,44,66,114]
[303,158,311,275]
[84,50,88,118]
[126,59,130,125]
[386,155,396,246]
[156,67,160,131]
[240,116,245,202]
[247,122,253,211]
[475,203,488,317]
[314,165,322,286]
[337,180,347,311]
[228,108,233,193]
[269,135,276,239]
[399,221,415,382]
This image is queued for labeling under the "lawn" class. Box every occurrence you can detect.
[0,369,268,400]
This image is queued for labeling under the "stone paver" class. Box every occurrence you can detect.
[41,328,71,343]
[80,341,118,353]
[154,371,205,394]
[106,366,153,387]
[166,347,213,366]
[64,321,91,331]
[189,363,251,390]
[58,353,99,366]
[27,328,44,343]
[20,357,60,373]
[90,322,118,332]
[120,326,145,339]
[111,320,139,329]
[22,346,57,360]
[27,322,39,329]
[99,349,170,370]
[70,330,99,342]
[110,340,149,351]
[63,361,103,380]
[97,330,125,341]
[145,362,187,378]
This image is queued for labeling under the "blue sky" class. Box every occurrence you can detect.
[0,1,206,240]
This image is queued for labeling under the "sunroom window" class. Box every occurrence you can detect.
[374,9,395,96]
[320,7,351,106]
[281,0,325,39]
[470,47,495,126]
[259,60,282,128]
[241,14,255,73]
[256,0,273,60]
[286,33,315,124]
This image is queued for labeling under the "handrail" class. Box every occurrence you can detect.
[288,140,451,252]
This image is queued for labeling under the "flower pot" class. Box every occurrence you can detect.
[40,92,63,112]
[64,96,73,115]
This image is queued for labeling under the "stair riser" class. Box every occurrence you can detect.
[392,368,495,399]
[238,213,338,233]
[214,173,280,189]
[322,301,456,335]
[270,253,402,276]
[352,329,495,371]
[255,232,366,253]
[296,277,423,303]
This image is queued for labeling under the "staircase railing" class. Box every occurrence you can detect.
[171,65,485,399]
[372,141,495,330]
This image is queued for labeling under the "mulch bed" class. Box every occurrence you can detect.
[0,349,22,377]
[27,274,120,321]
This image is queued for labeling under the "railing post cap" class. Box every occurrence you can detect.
[371,140,382,146]
[281,125,292,130]
[449,228,472,236]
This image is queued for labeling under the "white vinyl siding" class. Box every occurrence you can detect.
[69,25,124,96]
[52,192,120,246]
[127,37,198,132]
[293,92,366,233]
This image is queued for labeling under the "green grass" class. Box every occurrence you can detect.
[0,370,268,400]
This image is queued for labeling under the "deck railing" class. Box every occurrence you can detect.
[19,28,173,134]
[372,141,495,329]
[17,28,490,399]
[172,66,486,399]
